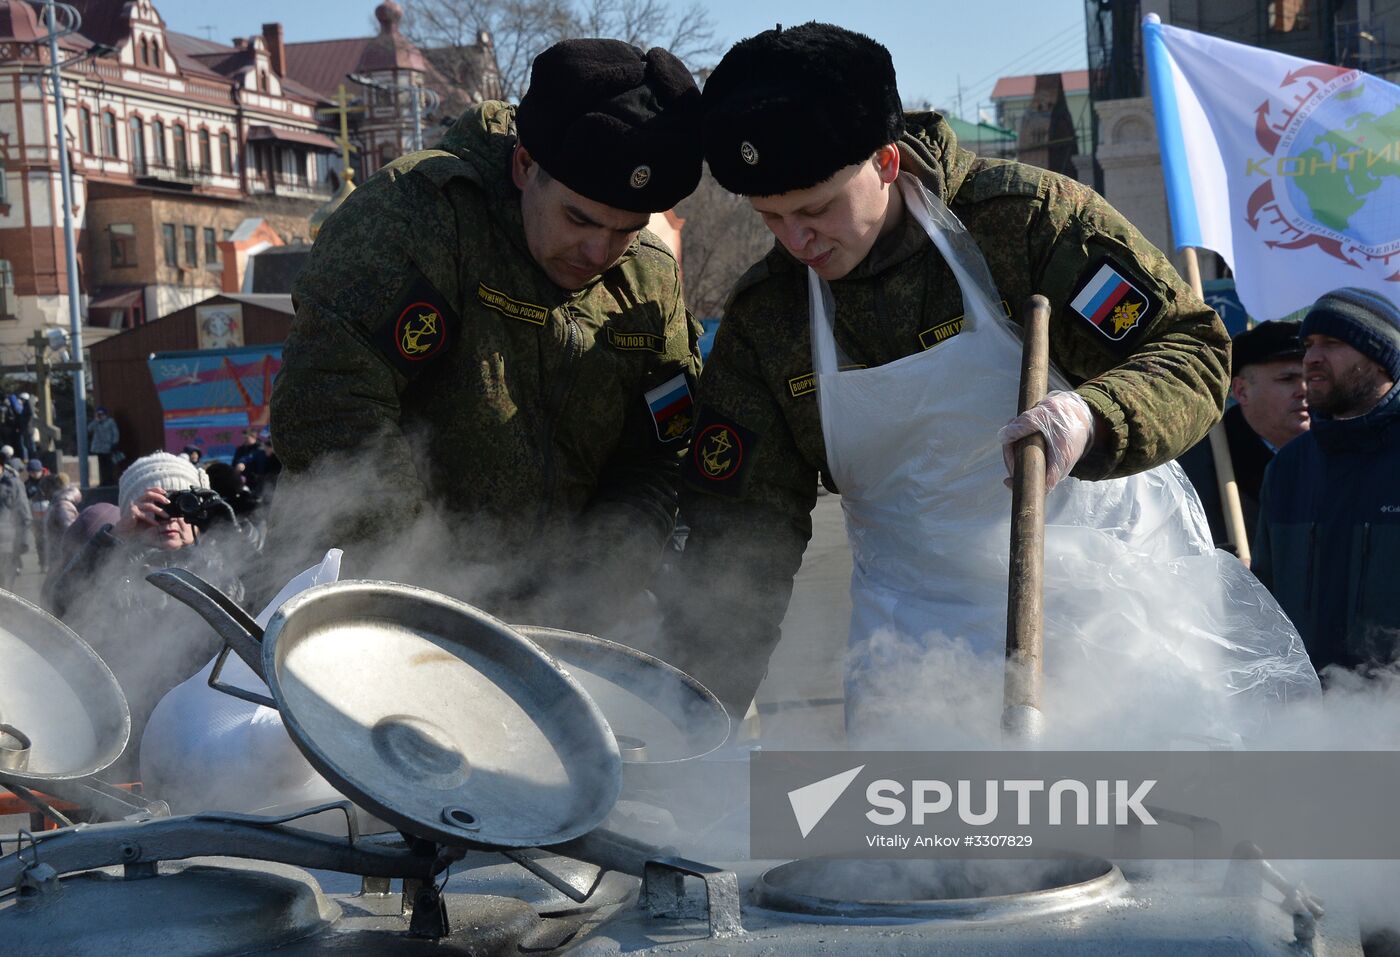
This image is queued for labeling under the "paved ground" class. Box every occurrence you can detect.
[751,493,853,747]
[7,537,47,606]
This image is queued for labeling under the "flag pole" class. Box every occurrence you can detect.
[1182,247,1252,566]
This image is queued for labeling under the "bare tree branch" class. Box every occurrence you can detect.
[405,0,722,104]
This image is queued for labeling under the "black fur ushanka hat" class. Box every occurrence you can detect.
[702,22,905,196]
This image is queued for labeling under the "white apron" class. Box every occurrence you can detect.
[811,176,1317,747]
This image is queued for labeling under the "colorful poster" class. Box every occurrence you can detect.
[147,344,281,462]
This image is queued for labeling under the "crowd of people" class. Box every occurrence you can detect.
[0,23,1396,782]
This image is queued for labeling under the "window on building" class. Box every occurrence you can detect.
[221,228,233,241]
[102,112,118,158]
[152,119,166,166]
[162,223,177,267]
[1269,0,1310,31]
[173,125,188,174]
[259,70,269,93]
[129,117,145,174]
[198,129,211,171]
[151,38,161,69]
[219,131,233,173]
[109,223,136,267]
[0,160,7,205]
[203,227,219,266]
[0,260,12,287]
[183,224,197,265]
[139,36,148,66]
[79,106,93,153]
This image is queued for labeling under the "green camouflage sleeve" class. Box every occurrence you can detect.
[569,270,704,623]
[1027,177,1230,480]
[662,302,818,717]
[270,161,459,541]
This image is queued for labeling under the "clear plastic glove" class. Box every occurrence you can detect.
[997,390,1095,492]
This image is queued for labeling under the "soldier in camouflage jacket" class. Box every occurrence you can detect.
[270,41,704,625]
[662,24,1230,717]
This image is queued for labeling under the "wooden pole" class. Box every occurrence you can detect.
[1182,247,1252,566]
[1003,295,1051,744]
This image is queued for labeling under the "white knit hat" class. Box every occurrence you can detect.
[118,451,209,515]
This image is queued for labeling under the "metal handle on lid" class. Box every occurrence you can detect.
[146,568,268,682]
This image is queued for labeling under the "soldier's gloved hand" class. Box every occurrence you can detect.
[997,390,1095,492]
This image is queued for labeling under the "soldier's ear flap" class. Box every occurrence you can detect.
[874,144,900,185]
[511,145,537,191]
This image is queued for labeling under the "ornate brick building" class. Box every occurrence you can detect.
[0,0,498,362]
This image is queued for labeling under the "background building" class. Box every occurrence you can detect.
[0,0,498,367]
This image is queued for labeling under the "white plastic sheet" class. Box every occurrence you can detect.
[140,550,345,813]
[820,177,1319,747]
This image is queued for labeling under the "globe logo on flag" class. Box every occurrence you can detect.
[1246,65,1400,277]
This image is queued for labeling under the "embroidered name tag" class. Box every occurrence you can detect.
[788,364,867,398]
[917,300,1010,351]
[788,372,816,398]
[477,282,547,325]
[607,327,665,353]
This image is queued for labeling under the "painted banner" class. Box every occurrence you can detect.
[147,344,282,462]
[1143,14,1400,320]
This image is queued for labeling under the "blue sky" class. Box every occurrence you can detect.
[155,0,1089,122]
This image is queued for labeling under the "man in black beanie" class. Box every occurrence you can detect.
[661,22,1231,721]
[1178,320,1309,551]
[271,40,705,632]
[1254,287,1400,676]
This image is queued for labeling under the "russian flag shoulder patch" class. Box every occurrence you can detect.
[1067,257,1159,347]
[644,373,694,443]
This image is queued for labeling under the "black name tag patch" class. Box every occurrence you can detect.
[607,326,666,353]
[917,300,1009,351]
[788,364,868,398]
[477,281,547,325]
[681,408,759,496]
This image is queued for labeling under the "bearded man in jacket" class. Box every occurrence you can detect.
[1254,288,1400,677]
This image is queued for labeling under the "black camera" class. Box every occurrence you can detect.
[158,488,229,529]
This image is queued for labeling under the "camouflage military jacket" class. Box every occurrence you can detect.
[664,111,1229,714]
[271,103,701,612]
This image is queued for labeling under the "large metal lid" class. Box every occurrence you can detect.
[0,590,130,785]
[264,583,622,848]
[513,625,729,765]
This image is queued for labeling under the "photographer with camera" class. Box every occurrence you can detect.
[48,452,253,776]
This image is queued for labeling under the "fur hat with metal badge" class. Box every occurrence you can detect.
[515,38,703,213]
[702,22,905,197]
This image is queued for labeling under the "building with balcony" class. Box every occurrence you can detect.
[0,0,497,364]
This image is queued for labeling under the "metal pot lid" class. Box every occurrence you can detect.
[0,590,130,784]
[513,625,729,765]
[750,857,1127,922]
[263,583,622,848]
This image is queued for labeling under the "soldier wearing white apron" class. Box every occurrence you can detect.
[662,23,1316,741]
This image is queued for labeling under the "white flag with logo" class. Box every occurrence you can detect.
[1143,15,1400,320]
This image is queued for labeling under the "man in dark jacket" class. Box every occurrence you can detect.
[1254,287,1400,675]
[270,39,704,628]
[1179,320,1309,551]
